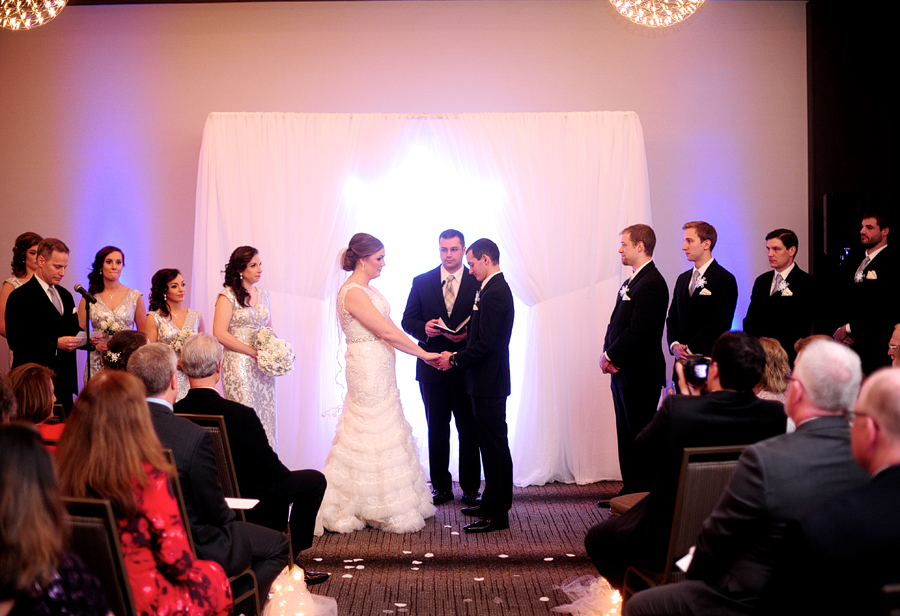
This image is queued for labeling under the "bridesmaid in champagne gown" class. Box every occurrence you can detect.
[213,246,277,449]
[77,246,146,383]
[316,233,439,535]
[145,268,204,401]
[0,232,43,366]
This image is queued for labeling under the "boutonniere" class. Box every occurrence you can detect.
[695,276,708,289]
[473,290,481,310]
[619,284,630,300]
[866,270,878,280]
[699,288,712,296]
[776,279,791,296]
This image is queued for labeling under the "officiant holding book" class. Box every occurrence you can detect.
[402,229,482,508]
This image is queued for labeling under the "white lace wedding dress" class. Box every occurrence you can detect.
[315,283,435,535]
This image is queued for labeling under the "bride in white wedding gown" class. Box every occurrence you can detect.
[315,233,441,535]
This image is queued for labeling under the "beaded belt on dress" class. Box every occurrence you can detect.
[347,334,380,344]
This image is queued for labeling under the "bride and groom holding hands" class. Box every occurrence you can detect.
[316,229,514,536]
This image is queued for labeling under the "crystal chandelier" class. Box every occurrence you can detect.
[609,0,704,28]
[1,0,68,30]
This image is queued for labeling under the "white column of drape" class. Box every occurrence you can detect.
[194,111,652,484]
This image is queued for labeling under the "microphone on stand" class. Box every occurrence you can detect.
[74,284,97,305]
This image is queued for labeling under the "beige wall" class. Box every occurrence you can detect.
[0,0,807,371]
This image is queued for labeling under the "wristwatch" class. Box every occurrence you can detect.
[449,352,458,368]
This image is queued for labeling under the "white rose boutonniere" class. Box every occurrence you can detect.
[776,279,792,296]
[619,284,631,301]
[695,276,708,289]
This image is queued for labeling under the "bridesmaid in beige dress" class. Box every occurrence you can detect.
[145,268,204,401]
[77,246,147,383]
[0,232,43,365]
[213,246,277,448]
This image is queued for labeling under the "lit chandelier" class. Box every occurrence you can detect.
[1,0,67,30]
[609,0,704,28]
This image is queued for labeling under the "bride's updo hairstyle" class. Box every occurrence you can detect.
[148,268,180,317]
[342,233,384,272]
[87,246,125,295]
[223,246,258,308]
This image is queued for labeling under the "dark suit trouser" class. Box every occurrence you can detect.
[624,580,751,616]
[611,371,662,493]
[244,469,326,559]
[584,499,645,590]
[420,377,482,494]
[215,520,289,605]
[471,395,512,519]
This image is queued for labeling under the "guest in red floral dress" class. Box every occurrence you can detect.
[58,371,233,616]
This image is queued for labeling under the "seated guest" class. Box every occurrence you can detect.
[793,333,832,358]
[624,339,871,616]
[585,332,787,589]
[57,372,232,616]
[100,330,148,372]
[127,343,289,606]
[0,423,109,616]
[7,363,63,447]
[0,373,16,422]
[754,338,789,404]
[767,367,900,616]
[175,333,329,585]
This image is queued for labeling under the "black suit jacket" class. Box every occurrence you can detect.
[401,265,478,384]
[687,417,869,608]
[604,261,669,387]
[148,400,252,576]
[666,260,738,357]
[5,276,80,402]
[625,390,786,570]
[174,388,290,500]
[453,273,514,398]
[742,266,817,364]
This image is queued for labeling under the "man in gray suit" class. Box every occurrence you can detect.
[128,343,289,606]
[624,339,870,616]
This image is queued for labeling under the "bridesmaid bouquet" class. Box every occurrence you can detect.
[253,326,295,377]
[172,328,196,355]
[97,316,123,336]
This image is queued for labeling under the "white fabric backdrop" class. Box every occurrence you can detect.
[193,111,653,486]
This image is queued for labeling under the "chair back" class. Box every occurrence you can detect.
[175,413,242,491]
[64,497,137,616]
[162,448,197,556]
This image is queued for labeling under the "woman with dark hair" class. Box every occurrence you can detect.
[100,330,148,373]
[213,246,277,447]
[0,232,43,356]
[316,233,439,535]
[7,363,64,446]
[57,372,232,616]
[0,423,110,616]
[145,269,203,400]
[77,246,147,383]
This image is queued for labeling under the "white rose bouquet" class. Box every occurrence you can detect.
[98,316,123,336]
[252,326,295,377]
[172,328,197,355]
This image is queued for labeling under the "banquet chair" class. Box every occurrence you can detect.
[63,497,137,616]
[622,445,746,603]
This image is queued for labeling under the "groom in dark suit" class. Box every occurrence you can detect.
[402,229,481,507]
[5,238,82,413]
[601,224,669,499]
[438,238,515,533]
[667,221,738,360]
[743,228,817,366]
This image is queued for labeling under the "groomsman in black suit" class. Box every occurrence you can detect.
[743,228,817,366]
[666,221,738,360]
[438,238,515,533]
[833,211,896,375]
[5,238,82,413]
[600,224,669,501]
[175,333,329,585]
[402,229,481,507]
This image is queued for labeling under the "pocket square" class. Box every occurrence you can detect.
[72,307,78,314]
[622,294,632,301]
[866,270,878,280]
[699,288,712,296]
[781,288,793,297]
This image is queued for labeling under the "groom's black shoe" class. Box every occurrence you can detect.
[464,517,509,533]
[432,489,454,506]
[462,491,481,507]
[303,571,331,586]
[461,505,483,517]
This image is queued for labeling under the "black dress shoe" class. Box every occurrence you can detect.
[460,505,483,517]
[597,499,611,508]
[462,491,481,507]
[303,570,330,585]
[464,517,509,533]
[432,490,454,506]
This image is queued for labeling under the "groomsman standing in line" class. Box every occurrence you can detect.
[600,224,669,504]
[666,221,738,361]
[438,238,515,534]
[833,211,896,375]
[743,228,817,366]
[402,229,482,507]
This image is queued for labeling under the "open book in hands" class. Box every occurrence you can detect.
[433,316,470,336]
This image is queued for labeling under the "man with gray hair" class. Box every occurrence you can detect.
[625,339,870,616]
[175,333,329,585]
[128,343,290,606]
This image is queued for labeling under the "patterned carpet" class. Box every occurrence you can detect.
[301,481,621,616]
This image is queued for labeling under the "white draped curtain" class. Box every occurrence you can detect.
[193,111,652,486]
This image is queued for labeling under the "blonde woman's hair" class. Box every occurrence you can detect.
[758,337,790,393]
